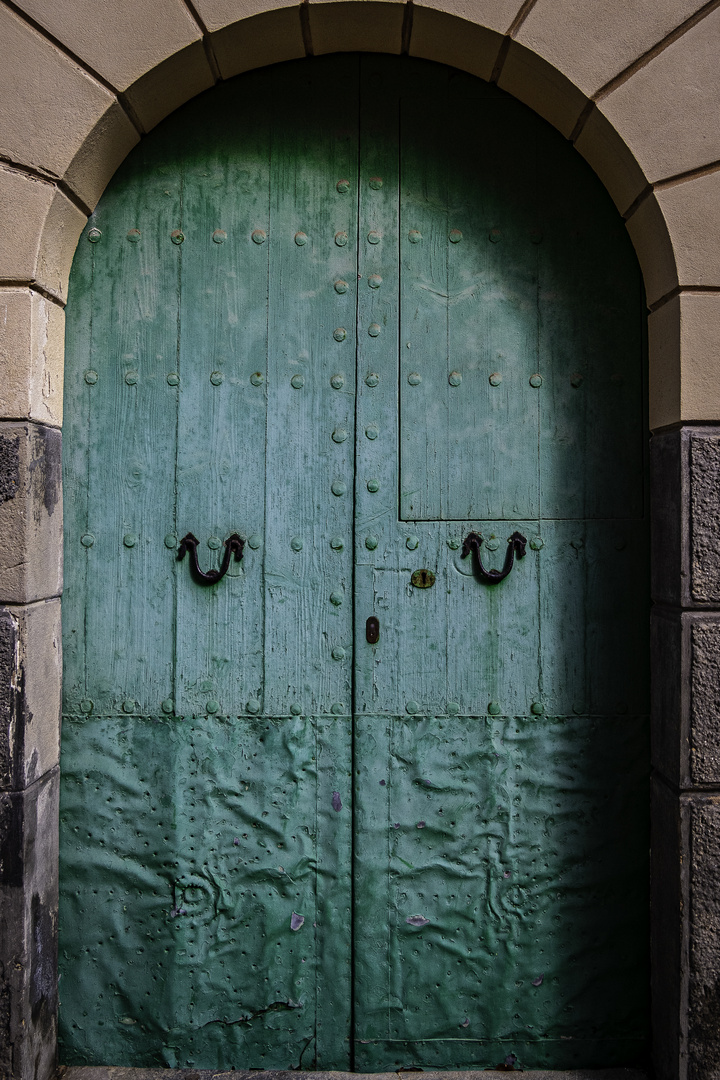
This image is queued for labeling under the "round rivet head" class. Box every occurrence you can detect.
[330,536,344,550]
[530,373,543,388]
[330,373,345,389]
[171,230,184,245]
[488,701,502,715]
[335,231,348,247]
[489,228,501,243]
[368,274,382,289]
[406,700,420,715]
[449,371,462,386]
[336,179,350,194]
[485,535,500,552]
[247,698,260,714]
[334,280,348,294]
[408,372,421,386]
[331,480,347,496]
[369,177,383,189]
[164,533,178,549]
[212,229,226,244]
[210,371,224,385]
[88,228,102,243]
[122,700,136,714]
[365,535,378,550]
[368,323,381,337]
[80,698,93,714]
[332,427,348,443]
[290,703,302,716]
[206,699,219,714]
[332,647,346,661]
[290,536,303,552]
[331,702,345,714]
[81,533,95,548]
[530,701,544,716]
[449,229,463,243]
[408,230,422,244]
[571,537,584,550]
[334,327,347,342]
[329,591,344,606]
[365,372,379,388]
[365,424,379,440]
[447,701,460,715]
[294,231,308,246]
[367,479,379,493]
[406,535,419,551]
[447,537,460,550]
[530,536,544,551]
[125,371,138,385]
[167,372,180,386]
[207,536,221,550]
[248,533,262,549]
[291,374,305,389]
[127,229,141,243]
[161,699,174,714]
[85,370,98,385]
[123,533,137,548]
[251,229,266,244]
[570,372,584,388]
[250,372,264,386]
[489,372,502,387]
[367,231,381,245]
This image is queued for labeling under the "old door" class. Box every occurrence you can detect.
[60,55,649,1072]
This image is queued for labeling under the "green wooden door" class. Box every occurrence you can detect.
[60,55,649,1072]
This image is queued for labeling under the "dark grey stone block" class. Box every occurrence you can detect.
[0,768,58,1080]
[689,796,720,1080]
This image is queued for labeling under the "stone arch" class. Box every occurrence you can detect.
[1,4,719,1080]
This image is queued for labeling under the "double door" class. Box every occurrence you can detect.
[60,55,649,1071]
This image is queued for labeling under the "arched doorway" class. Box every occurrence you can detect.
[59,54,649,1071]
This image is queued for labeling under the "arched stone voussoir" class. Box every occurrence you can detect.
[192,4,305,80]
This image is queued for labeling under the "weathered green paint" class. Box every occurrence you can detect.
[60,55,648,1071]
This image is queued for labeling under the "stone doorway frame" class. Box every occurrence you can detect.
[1,4,719,1080]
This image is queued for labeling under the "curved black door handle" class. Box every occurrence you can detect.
[461,530,527,584]
[178,532,244,584]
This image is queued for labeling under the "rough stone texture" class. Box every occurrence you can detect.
[208,8,305,80]
[409,9,503,81]
[193,0,296,27]
[0,5,115,184]
[12,0,202,95]
[63,102,139,211]
[0,768,58,1080]
[690,621,720,784]
[122,42,215,134]
[599,5,720,185]
[497,39,588,139]
[689,797,720,1080]
[690,434,720,603]
[574,105,648,217]
[308,1,405,55]
[0,601,60,794]
[651,780,684,1080]
[515,0,709,100]
[411,0,522,33]
[61,1072,649,1080]
[0,290,64,428]
[0,424,62,606]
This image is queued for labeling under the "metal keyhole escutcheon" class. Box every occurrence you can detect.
[461,530,527,584]
[178,532,244,584]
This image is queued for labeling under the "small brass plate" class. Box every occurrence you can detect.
[411,568,436,589]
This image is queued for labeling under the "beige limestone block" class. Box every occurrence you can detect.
[599,6,720,185]
[626,194,677,309]
[0,5,115,182]
[0,167,86,303]
[209,8,305,79]
[124,41,215,133]
[409,9,503,80]
[308,1,404,54]
[574,104,648,216]
[655,173,720,292]
[649,293,720,428]
[516,0,708,99]
[193,0,292,30]
[412,0,523,36]
[13,0,202,93]
[0,290,64,428]
[497,39,587,138]
[0,423,63,605]
[64,101,139,211]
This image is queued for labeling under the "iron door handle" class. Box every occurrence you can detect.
[178,532,244,584]
[461,530,527,584]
